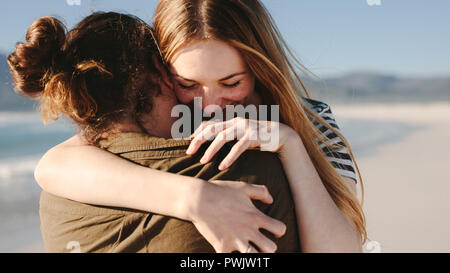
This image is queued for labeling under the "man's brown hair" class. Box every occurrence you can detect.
[8,12,162,144]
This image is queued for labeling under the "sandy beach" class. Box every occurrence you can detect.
[334,102,450,252]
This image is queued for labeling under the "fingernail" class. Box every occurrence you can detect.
[186,146,193,155]
[218,163,227,170]
[200,156,207,164]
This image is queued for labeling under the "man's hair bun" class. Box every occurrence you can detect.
[7,16,66,96]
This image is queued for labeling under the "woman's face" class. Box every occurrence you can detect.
[169,39,257,114]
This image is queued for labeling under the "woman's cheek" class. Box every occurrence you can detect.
[226,81,254,103]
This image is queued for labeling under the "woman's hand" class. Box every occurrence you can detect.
[186,179,287,253]
[186,118,300,170]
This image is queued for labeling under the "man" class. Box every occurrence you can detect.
[40,132,300,252]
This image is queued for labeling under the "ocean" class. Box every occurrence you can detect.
[0,112,75,252]
[0,110,424,252]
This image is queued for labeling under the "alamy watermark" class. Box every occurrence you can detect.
[363,240,382,253]
[367,0,381,6]
[170,97,281,151]
[66,241,81,253]
[66,0,81,6]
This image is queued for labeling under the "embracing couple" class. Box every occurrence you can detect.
[8,0,365,253]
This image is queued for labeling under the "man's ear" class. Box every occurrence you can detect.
[152,55,173,89]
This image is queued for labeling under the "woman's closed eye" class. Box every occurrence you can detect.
[177,82,198,89]
[222,80,241,88]
[177,81,241,89]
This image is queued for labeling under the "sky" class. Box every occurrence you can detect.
[1,0,449,78]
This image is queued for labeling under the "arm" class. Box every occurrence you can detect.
[36,134,197,220]
[187,118,362,252]
[279,133,362,253]
[35,134,286,253]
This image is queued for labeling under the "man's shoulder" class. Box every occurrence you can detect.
[99,132,191,154]
[219,148,288,186]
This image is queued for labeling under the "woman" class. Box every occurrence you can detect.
[34,0,366,252]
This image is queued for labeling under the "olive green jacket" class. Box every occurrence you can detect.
[40,132,300,253]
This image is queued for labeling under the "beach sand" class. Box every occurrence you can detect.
[334,103,450,252]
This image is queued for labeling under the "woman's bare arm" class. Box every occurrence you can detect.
[35,135,199,219]
[278,134,362,253]
[35,134,286,253]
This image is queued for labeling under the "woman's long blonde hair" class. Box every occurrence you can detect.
[154,0,366,242]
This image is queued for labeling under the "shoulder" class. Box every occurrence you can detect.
[301,97,330,115]
[301,97,340,130]
[301,97,359,184]
[223,148,289,188]
[232,149,287,178]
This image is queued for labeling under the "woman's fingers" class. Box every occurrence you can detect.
[187,127,215,155]
[235,240,253,253]
[249,231,278,253]
[246,245,259,253]
[188,118,265,169]
[236,241,259,253]
[189,120,213,140]
[218,137,251,170]
[200,127,236,164]
[188,118,250,157]
[257,212,287,239]
[187,121,224,155]
[192,180,285,254]
[241,183,273,204]
[212,180,273,204]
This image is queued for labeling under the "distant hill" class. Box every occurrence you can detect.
[307,72,450,104]
[0,53,37,111]
[0,53,449,111]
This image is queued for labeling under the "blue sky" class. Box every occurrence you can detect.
[1,0,449,78]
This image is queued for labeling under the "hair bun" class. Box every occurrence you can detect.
[7,16,66,97]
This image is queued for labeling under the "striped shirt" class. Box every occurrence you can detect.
[302,97,358,184]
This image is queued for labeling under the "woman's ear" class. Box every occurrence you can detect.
[152,55,173,90]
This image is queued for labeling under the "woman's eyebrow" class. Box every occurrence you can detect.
[172,73,196,82]
[219,72,247,81]
[172,71,247,82]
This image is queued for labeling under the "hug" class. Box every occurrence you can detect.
[8,0,365,253]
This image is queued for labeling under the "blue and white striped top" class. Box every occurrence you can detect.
[302,97,358,184]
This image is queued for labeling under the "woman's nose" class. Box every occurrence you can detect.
[201,87,224,110]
